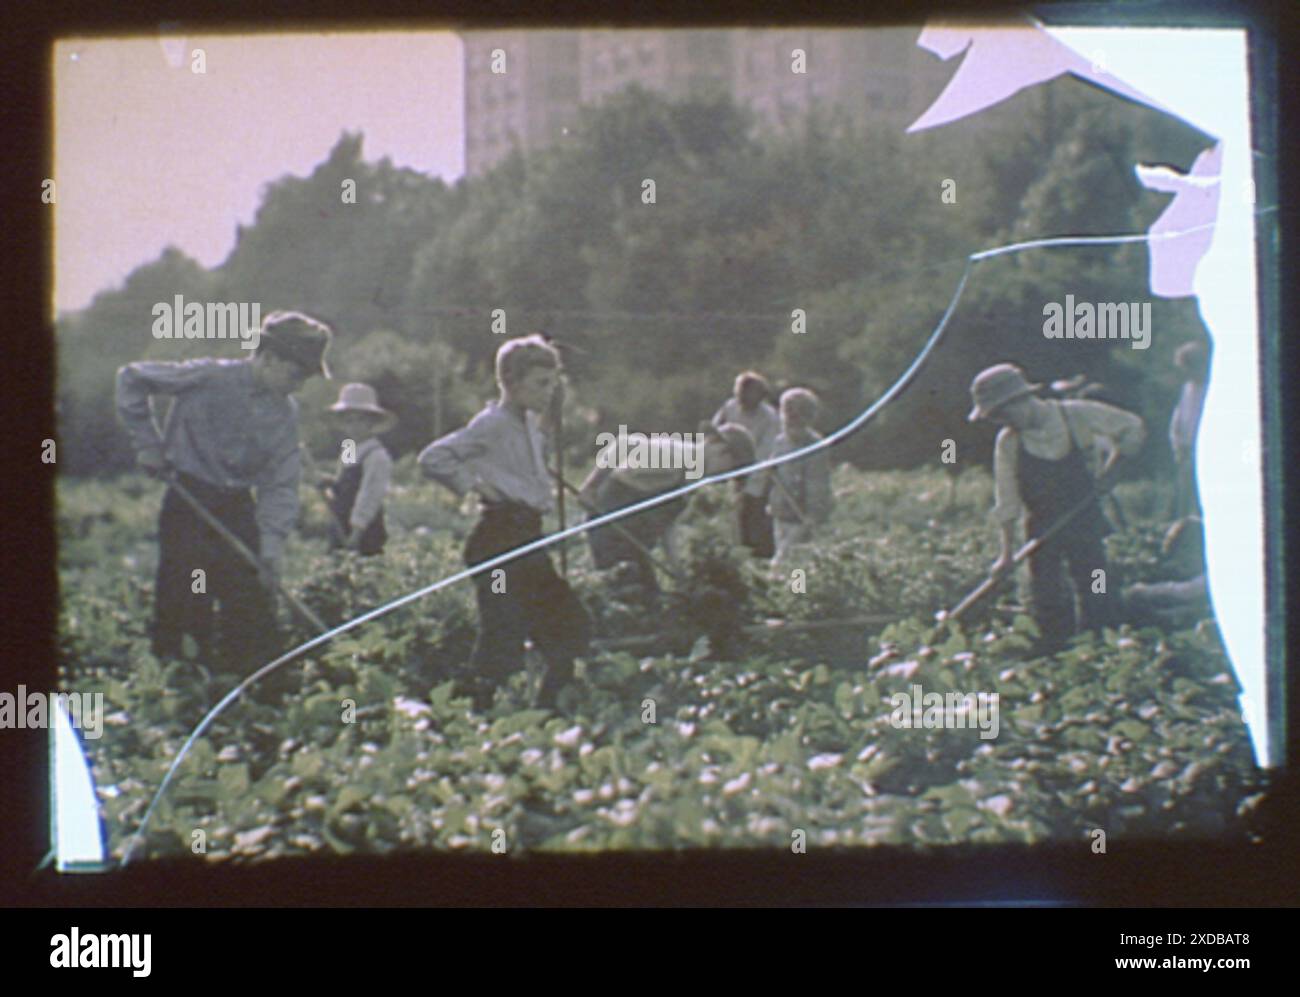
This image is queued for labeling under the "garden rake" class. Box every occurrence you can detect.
[938,481,1116,624]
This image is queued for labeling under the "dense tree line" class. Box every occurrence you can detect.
[56,80,1209,478]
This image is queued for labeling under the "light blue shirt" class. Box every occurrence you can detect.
[116,357,301,561]
[769,429,833,524]
[419,401,554,513]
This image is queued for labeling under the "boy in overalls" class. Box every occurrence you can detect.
[969,363,1145,649]
[320,383,395,556]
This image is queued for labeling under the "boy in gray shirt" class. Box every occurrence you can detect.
[768,388,833,562]
[420,335,591,711]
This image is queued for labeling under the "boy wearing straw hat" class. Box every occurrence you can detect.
[968,363,1145,649]
[320,383,395,557]
[419,334,591,712]
[115,311,332,671]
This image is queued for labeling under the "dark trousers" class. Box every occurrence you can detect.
[463,503,591,686]
[1025,513,1118,648]
[152,473,279,672]
[738,491,775,559]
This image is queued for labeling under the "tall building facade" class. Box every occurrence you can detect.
[462,27,948,176]
[462,31,582,176]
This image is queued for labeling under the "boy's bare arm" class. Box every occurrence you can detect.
[663,523,681,564]
[992,520,1016,575]
[990,427,1023,526]
[807,451,833,523]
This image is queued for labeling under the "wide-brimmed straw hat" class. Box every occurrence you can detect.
[968,364,1041,422]
[329,382,397,433]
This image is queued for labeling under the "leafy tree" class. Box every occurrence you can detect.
[57,76,1213,483]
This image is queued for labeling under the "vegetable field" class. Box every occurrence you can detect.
[58,461,1263,861]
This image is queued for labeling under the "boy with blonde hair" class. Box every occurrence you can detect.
[419,335,591,711]
[768,387,833,561]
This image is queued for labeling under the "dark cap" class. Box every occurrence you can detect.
[258,311,333,378]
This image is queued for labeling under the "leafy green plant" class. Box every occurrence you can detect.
[60,463,1261,863]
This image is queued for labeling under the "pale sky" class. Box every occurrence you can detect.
[53,31,464,316]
